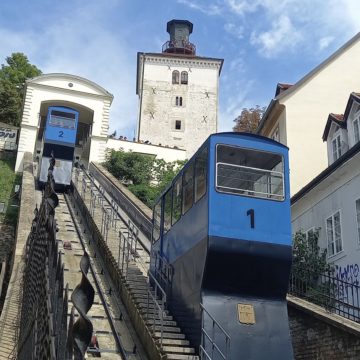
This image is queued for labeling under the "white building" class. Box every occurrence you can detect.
[136,20,223,158]
[291,92,360,283]
[15,73,113,172]
[106,138,186,163]
[258,33,360,195]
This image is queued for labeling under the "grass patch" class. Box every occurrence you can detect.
[0,154,21,226]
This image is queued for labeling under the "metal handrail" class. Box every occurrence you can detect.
[200,303,231,360]
[147,271,167,346]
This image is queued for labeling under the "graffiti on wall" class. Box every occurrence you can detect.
[334,263,360,308]
[0,127,17,150]
[336,263,360,286]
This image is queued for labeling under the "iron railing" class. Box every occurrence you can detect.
[199,303,231,360]
[289,265,360,322]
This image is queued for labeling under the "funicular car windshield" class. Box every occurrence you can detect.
[49,110,76,129]
[216,144,285,200]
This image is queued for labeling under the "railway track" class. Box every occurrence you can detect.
[34,187,148,359]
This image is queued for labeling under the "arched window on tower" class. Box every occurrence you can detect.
[172,70,180,84]
[181,71,188,85]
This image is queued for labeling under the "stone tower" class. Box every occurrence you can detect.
[136,19,223,157]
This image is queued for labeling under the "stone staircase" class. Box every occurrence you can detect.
[125,266,199,360]
[74,170,200,359]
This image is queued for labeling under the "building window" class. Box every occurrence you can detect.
[175,96,183,106]
[271,126,280,142]
[326,211,342,256]
[175,120,182,130]
[172,70,180,84]
[354,117,360,143]
[181,71,188,85]
[332,134,342,162]
[356,199,360,244]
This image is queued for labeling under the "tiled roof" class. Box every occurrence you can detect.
[322,113,345,141]
[343,92,360,121]
[329,113,344,122]
[275,83,293,97]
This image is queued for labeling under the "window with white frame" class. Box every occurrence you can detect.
[332,134,342,162]
[353,117,360,144]
[356,199,360,244]
[326,211,342,256]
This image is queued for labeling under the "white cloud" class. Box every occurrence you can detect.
[318,36,334,51]
[179,0,360,58]
[177,0,223,15]
[250,15,302,58]
[224,22,244,39]
[225,0,261,16]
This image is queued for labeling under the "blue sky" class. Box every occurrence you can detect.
[1,0,360,137]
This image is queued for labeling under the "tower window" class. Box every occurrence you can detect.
[175,96,183,106]
[172,70,180,84]
[181,71,188,85]
[175,120,182,130]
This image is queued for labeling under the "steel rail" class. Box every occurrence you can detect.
[63,192,129,359]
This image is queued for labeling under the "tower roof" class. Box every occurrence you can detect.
[166,20,193,34]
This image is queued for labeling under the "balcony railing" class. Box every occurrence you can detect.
[289,265,360,322]
[162,40,196,55]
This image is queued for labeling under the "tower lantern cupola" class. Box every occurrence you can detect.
[162,19,196,55]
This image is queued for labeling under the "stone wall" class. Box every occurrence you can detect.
[0,152,35,357]
[288,296,360,359]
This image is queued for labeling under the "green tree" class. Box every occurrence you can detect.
[105,150,154,185]
[292,230,329,274]
[233,105,266,133]
[103,150,185,208]
[0,53,42,126]
[291,230,334,307]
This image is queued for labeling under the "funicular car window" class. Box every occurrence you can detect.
[152,200,161,243]
[164,189,172,233]
[172,177,182,225]
[182,162,194,214]
[49,110,76,129]
[216,144,285,200]
[195,147,207,202]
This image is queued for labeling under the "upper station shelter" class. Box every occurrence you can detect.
[15,73,113,172]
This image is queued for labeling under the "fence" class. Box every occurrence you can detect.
[17,156,94,359]
[289,265,360,322]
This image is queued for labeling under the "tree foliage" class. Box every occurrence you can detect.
[291,230,335,306]
[233,105,266,133]
[0,53,42,126]
[292,230,330,275]
[104,150,185,208]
